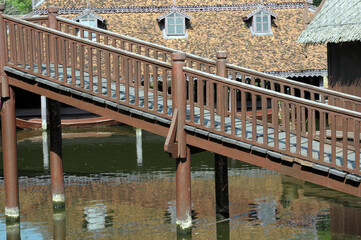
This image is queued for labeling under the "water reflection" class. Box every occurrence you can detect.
[53,211,66,240]
[6,223,20,240]
[2,126,361,239]
[136,128,143,167]
[42,131,49,171]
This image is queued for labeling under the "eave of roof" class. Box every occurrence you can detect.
[72,9,105,21]
[244,4,278,20]
[157,8,192,22]
[298,0,361,44]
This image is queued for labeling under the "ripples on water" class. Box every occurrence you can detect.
[0,126,361,239]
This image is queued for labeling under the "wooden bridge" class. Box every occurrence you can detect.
[2,6,361,228]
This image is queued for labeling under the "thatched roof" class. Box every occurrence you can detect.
[298,0,361,44]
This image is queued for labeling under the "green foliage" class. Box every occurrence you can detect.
[4,0,32,15]
[313,0,322,7]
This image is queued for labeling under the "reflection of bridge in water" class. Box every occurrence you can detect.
[2,5,361,230]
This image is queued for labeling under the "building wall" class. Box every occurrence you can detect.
[328,42,361,98]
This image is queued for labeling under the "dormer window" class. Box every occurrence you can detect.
[254,11,270,34]
[157,9,191,39]
[244,6,277,36]
[166,13,185,36]
[73,9,106,40]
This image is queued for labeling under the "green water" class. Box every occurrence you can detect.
[1,125,361,239]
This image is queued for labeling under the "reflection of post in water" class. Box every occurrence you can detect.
[6,222,20,240]
[216,219,230,240]
[136,128,143,166]
[82,204,113,231]
[53,210,66,240]
[214,154,229,219]
[177,225,192,240]
[42,131,49,171]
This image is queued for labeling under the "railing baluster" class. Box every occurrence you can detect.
[252,92,257,141]
[29,29,34,71]
[331,114,337,167]
[37,31,42,74]
[124,57,130,103]
[97,49,102,95]
[273,98,279,149]
[301,90,306,132]
[54,38,59,81]
[89,47,93,92]
[199,79,204,126]
[79,44,84,88]
[105,51,111,97]
[114,53,120,100]
[162,68,167,115]
[71,41,76,86]
[19,26,25,68]
[262,95,268,145]
[189,76,195,123]
[284,101,290,152]
[241,90,247,138]
[144,62,149,108]
[45,34,50,77]
[355,121,360,172]
[308,107,313,158]
[343,117,348,170]
[153,66,158,112]
[231,88,236,135]
[296,105,301,154]
[319,110,325,162]
[134,59,139,105]
[62,39,67,82]
[210,82,215,129]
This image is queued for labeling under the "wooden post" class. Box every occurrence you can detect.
[0,4,20,224]
[176,147,192,231]
[215,51,230,220]
[172,52,192,230]
[48,98,65,209]
[47,6,65,209]
[216,51,227,115]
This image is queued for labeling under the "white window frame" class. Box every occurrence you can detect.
[78,15,98,40]
[251,11,273,36]
[164,13,187,38]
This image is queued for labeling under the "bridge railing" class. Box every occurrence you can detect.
[183,67,361,174]
[51,16,361,112]
[3,15,173,118]
[4,14,361,175]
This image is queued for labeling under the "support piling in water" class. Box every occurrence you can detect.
[176,147,192,230]
[49,98,65,209]
[41,95,48,130]
[1,87,20,224]
[136,128,143,166]
[0,3,20,225]
[214,153,230,219]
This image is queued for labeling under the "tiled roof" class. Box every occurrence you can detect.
[36,0,326,75]
[93,8,326,73]
[39,0,312,9]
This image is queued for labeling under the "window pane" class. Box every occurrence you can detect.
[167,25,175,34]
[263,23,268,32]
[88,20,96,27]
[256,16,262,23]
[263,15,268,22]
[176,25,184,34]
[176,18,183,24]
[175,13,182,18]
[168,18,174,24]
[256,23,262,32]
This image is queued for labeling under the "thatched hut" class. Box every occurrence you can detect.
[298,0,361,98]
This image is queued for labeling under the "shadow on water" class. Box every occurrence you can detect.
[1,125,361,239]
